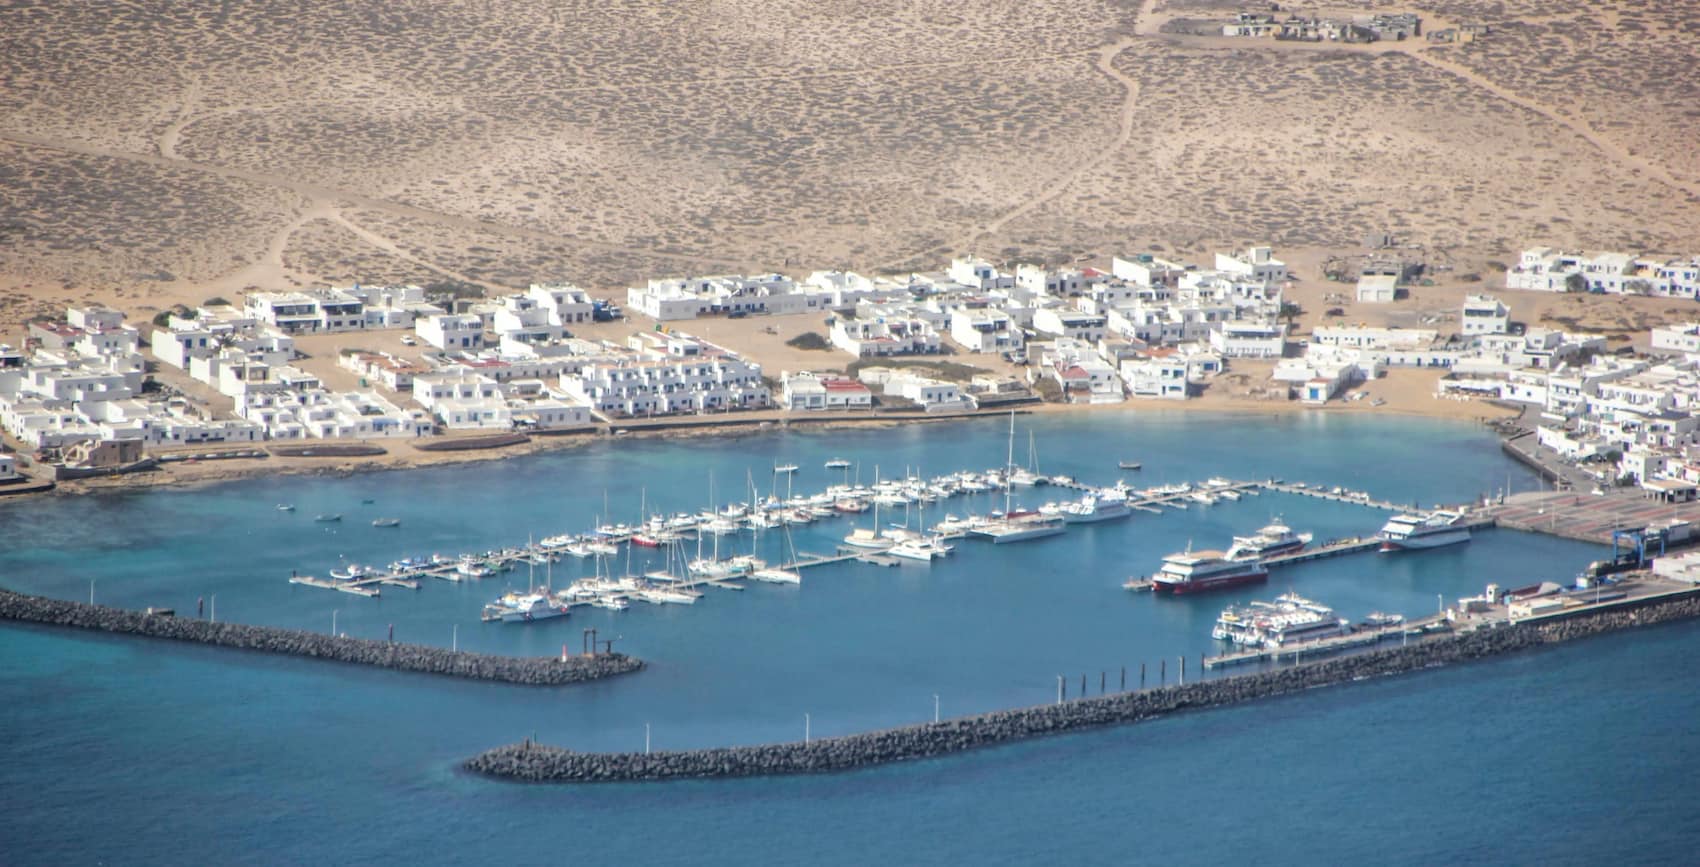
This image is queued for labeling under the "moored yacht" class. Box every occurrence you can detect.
[1060,491,1132,524]
[482,593,569,623]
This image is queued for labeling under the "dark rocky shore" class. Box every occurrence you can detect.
[0,588,642,685]
[466,591,1700,782]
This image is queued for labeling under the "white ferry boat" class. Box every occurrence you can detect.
[1377,509,1472,552]
[1211,593,1348,647]
[1224,521,1312,561]
[1151,549,1269,595]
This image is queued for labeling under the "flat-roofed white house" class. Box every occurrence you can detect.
[1214,246,1289,284]
[1209,321,1286,358]
[1356,273,1398,303]
[416,314,486,350]
[1651,323,1700,356]
[1461,295,1510,335]
[948,307,1023,353]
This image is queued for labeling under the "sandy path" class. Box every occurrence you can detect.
[1403,49,1699,199]
[156,79,201,160]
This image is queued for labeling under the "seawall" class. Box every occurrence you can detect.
[0,589,642,686]
[466,591,1700,782]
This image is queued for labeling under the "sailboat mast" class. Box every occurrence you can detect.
[1005,412,1016,516]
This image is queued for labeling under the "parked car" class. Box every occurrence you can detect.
[400,335,417,346]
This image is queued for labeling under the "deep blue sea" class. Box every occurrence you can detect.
[3,411,1697,865]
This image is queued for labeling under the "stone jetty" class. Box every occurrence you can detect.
[0,588,642,685]
[466,591,1700,782]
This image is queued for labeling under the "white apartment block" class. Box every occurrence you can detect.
[560,346,771,417]
[947,257,1013,290]
[780,371,873,411]
[1120,355,1188,400]
[492,294,565,346]
[416,314,487,350]
[948,307,1023,353]
[1214,246,1289,284]
[239,388,421,439]
[1651,323,1700,356]
[626,273,826,321]
[856,368,976,412]
[1209,321,1286,358]
[1506,247,1700,297]
[244,289,372,334]
[527,283,595,325]
[1461,295,1511,335]
[830,314,942,357]
[1032,308,1108,343]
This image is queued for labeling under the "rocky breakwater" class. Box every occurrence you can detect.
[467,590,1700,782]
[0,588,642,686]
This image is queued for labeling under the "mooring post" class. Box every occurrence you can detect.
[1100,671,1106,694]
[1140,662,1146,688]
[1120,666,1126,691]
[1160,658,1166,684]
[1180,655,1186,685]
[1080,673,1086,696]
[1057,675,1064,704]
[388,623,394,643]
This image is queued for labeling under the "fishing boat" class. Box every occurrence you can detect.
[314,513,342,523]
[276,503,295,512]
[591,596,630,611]
[1117,461,1142,471]
[774,463,799,474]
[825,458,851,470]
[329,564,378,581]
[371,517,401,528]
[482,592,568,623]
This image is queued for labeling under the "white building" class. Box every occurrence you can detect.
[0,452,16,481]
[781,371,873,411]
[830,313,942,357]
[527,283,595,325]
[1356,273,1398,303]
[244,289,372,334]
[1032,308,1108,344]
[948,307,1023,353]
[1506,248,1700,297]
[1214,246,1289,284]
[416,314,487,351]
[1209,321,1286,358]
[947,257,1012,290]
[1120,354,1188,400]
[1651,323,1700,356]
[1461,295,1511,336]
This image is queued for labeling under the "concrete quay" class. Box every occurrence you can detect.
[464,580,1700,783]
[0,588,642,686]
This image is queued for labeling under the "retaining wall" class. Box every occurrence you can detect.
[466,592,1700,782]
[0,588,641,686]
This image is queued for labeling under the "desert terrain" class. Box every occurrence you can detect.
[0,0,1694,334]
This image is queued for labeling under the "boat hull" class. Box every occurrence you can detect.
[1379,529,1471,552]
[1152,568,1269,595]
[1061,506,1131,524]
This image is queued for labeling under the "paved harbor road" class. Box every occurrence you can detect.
[1489,489,1700,544]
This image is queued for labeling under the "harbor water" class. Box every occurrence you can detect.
[3,410,1696,864]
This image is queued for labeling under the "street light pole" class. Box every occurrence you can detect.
[332,609,339,636]
[933,693,940,723]
[805,713,811,745]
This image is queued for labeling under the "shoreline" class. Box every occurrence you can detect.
[16,387,1514,499]
[463,585,1700,783]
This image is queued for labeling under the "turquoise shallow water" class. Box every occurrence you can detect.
[5,411,1691,865]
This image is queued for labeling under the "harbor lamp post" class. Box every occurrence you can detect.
[933,693,940,723]
[805,713,811,745]
[331,609,339,637]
